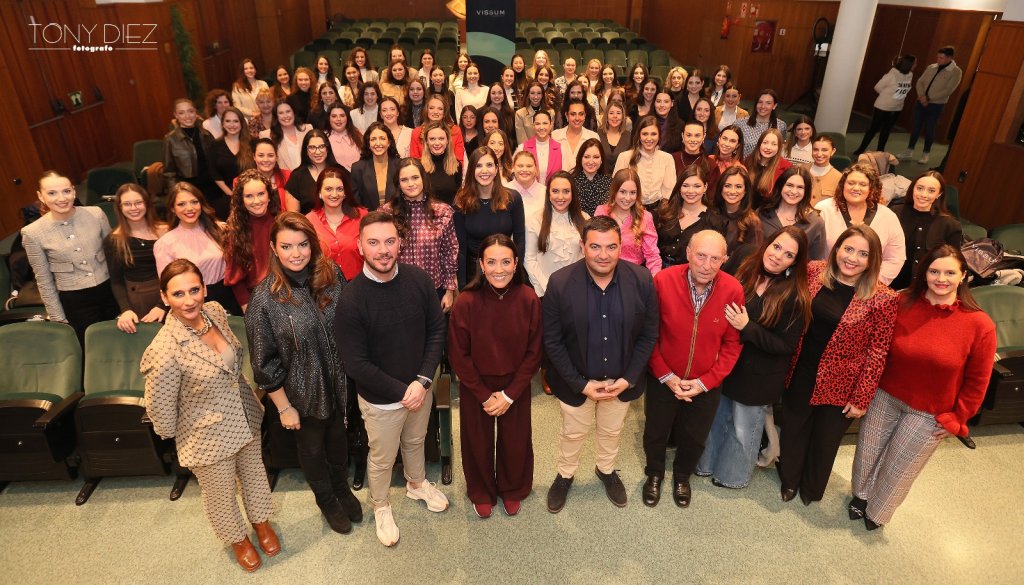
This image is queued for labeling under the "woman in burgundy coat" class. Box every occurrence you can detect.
[448,234,543,519]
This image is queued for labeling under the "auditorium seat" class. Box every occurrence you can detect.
[972,285,1024,426]
[818,131,847,155]
[991,224,1024,253]
[85,166,136,206]
[583,49,605,67]
[0,321,82,491]
[292,49,316,71]
[73,321,172,504]
[649,50,671,68]
[830,154,853,171]
[628,49,648,68]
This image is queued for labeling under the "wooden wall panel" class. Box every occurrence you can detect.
[326,0,631,25]
[944,22,1024,228]
[853,7,994,143]
[643,0,838,105]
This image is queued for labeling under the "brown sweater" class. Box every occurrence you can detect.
[447,283,543,403]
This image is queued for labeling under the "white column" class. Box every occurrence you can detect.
[815,0,879,135]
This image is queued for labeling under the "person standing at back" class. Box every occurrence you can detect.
[899,47,962,165]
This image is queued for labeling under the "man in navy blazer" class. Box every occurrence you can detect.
[542,216,660,512]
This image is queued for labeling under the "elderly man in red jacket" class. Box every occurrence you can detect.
[642,229,744,508]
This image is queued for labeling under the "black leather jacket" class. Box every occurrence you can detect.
[245,264,348,420]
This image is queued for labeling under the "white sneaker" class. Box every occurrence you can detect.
[897,149,913,159]
[406,480,449,512]
[918,153,930,164]
[373,505,400,547]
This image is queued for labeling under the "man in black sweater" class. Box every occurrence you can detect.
[336,211,449,547]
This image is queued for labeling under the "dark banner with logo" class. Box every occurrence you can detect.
[465,0,515,83]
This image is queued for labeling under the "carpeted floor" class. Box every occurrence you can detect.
[2,376,1022,585]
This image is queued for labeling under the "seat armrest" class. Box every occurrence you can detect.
[78,395,146,409]
[33,391,84,428]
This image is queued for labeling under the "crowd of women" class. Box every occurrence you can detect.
[20,48,995,571]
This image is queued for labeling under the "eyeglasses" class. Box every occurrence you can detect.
[307,144,327,152]
[120,201,145,209]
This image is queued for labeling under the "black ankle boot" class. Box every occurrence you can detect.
[329,464,364,523]
[310,479,352,534]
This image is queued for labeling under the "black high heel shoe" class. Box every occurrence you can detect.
[864,516,881,531]
[848,497,867,520]
[780,488,797,502]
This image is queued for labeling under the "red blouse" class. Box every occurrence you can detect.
[306,207,367,281]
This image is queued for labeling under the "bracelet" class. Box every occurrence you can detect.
[278,405,294,415]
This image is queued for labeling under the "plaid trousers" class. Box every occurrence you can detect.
[851,388,945,525]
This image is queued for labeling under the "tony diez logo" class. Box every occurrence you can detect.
[27,17,158,52]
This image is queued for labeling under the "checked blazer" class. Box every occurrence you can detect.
[141,301,263,468]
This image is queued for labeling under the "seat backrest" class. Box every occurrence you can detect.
[83,321,160,395]
[944,185,960,218]
[819,131,847,155]
[132,140,164,178]
[650,49,670,67]
[973,286,1024,350]
[0,321,81,398]
[605,49,627,67]
[86,167,136,202]
[292,50,316,71]
[228,316,254,384]
[830,155,853,171]
[628,49,648,67]
[991,223,1024,254]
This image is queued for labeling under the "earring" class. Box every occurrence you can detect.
[785,267,792,277]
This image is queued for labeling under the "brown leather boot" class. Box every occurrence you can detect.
[252,521,281,557]
[231,535,262,572]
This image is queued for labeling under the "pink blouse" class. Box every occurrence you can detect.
[329,132,361,171]
[154,224,226,285]
[594,204,662,275]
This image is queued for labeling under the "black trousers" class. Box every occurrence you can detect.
[643,375,722,479]
[855,107,901,154]
[204,280,243,316]
[294,410,349,484]
[59,280,119,346]
[778,380,853,502]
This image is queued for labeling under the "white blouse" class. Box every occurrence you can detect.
[524,210,588,296]
[259,124,311,172]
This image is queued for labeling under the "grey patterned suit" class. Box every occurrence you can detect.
[142,301,273,543]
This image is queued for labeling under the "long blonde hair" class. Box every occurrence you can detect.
[419,121,460,175]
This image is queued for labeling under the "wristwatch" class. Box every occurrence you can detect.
[417,375,433,390]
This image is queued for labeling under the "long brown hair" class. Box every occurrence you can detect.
[735,226,812,330]
[657,164,709,228]
[902,244,981,311]
[455,147,511,214]
[267,212,338,310]
[629,115,660,167]
[906,170,952,216]
[745,127,786,202]
[390,158,441,240]
[167,182,223,246]
[110,184,167,268]
[537,171,587,254]
[226,169,281,273]
[606,167,646,243]
[712,165,761,246]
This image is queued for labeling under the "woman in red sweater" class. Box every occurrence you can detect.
[779,224,899,505]
[849,245,995,530]
[224,169,281,311]
[448,234,543,518]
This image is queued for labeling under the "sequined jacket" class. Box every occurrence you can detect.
[245,264,348,420]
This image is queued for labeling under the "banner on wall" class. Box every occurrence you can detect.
[465,0,515,83]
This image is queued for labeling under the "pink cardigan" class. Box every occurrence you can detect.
[594,204,662,275]
[521,137,562,184]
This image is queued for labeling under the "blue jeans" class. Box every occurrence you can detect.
[907,101,944,153]
[695,396,768,488]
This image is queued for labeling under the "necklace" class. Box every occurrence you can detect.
[181,310,212,336]
[488,282,508,300]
